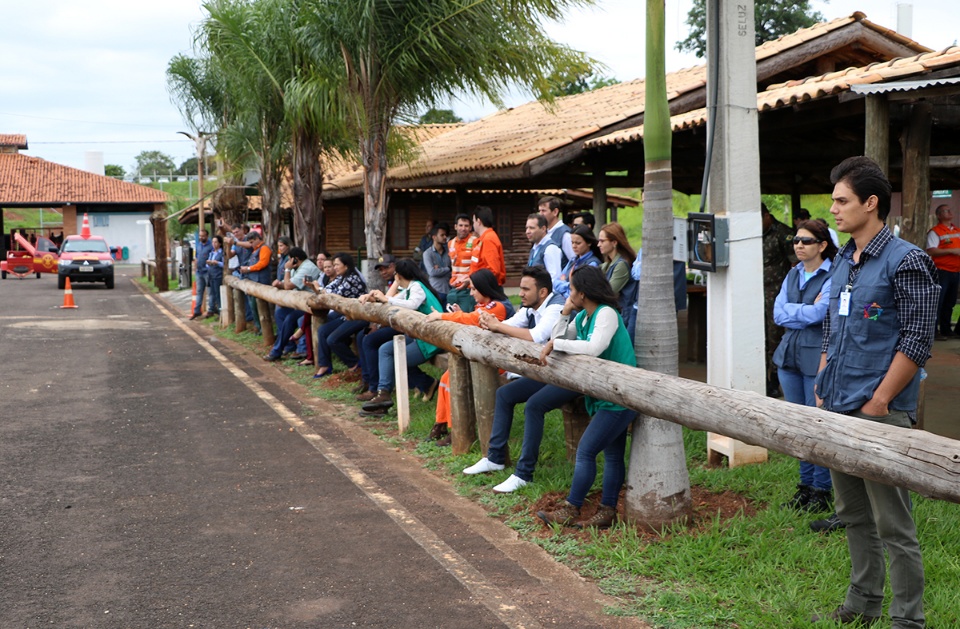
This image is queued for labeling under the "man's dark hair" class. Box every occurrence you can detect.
[431,222,450,237]
[795,208,812,221]
[318,250,332,259]
[521,265,553,295]
[830,156,892,221]
[473,206,495,228]
[538,196,561,212]
[575,212,596,230]
[935,204,950,217]
[454,213,472,224]
[526,213,547,228]
[289,247,308,261]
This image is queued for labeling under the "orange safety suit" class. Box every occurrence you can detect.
[448,234,476,288]
[469,229,506,286]
[434,300,508,427]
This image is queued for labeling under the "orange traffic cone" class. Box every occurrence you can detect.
[60,277,78,309]
[80,213,91,238]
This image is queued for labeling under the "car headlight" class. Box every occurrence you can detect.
[58,259,70,266]
[101,259,113,266]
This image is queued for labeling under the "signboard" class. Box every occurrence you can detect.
[932,190,952,198]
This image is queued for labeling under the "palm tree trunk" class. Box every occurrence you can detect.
[624,0,691,528]
[293,127,324,256]
[362,119,390,290]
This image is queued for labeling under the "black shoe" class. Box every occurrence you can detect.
[805,488,833,513]
[811,605,880,625]
[782,484,813,510]
[810,512,845,533]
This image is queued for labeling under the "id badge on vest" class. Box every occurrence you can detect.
[838,285,852,317]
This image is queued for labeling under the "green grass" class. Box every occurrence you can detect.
[195,314,960,629]
[136,275,180,292]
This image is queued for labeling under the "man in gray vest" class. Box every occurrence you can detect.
[525,213,562,287]
[464,266,567,494]
[538,196,574,267]
[813,156,939,629]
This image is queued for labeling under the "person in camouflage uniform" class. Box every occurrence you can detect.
[761,204,798,396]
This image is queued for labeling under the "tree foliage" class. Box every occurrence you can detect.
[133,151,176,177]
[105,164,125,178]
[543,60,618,97]
[418,108,463,124]
[676,0,824,58]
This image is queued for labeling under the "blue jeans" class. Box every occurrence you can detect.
[315,312,346,370]
[359,326,398,392]
[193,272,209,316]
[208,275,222,313]
[487,381,579,482]
[245,295,259,329]
[567,407,636,509]
[778,367,832,491]
[328,319,367,369]
[377,336,433,393]
[268,306,302,359]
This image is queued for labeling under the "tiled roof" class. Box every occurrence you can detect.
[585,45,960,149]
[0,134,28,149]
[324,13,929,193]
[753,11,928,61]
[0,152,168,205]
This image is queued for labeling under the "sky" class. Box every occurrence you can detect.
[2,1,957,174]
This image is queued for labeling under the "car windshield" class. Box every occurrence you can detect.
[62,239,109,253]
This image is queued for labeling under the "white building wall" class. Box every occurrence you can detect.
[75,212,155,261]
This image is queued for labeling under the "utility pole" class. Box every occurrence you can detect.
[178,131,212,235]
[704,0,768,467]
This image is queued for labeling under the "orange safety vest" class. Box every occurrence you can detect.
[931,223,960,273]
[448,235,475,285]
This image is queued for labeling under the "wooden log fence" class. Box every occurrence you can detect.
[222,275,960,504]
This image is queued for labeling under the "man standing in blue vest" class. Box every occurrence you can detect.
[524,213,562,287]
[813,156,939,629]
[538,196,574,267]
[189,229,213,320]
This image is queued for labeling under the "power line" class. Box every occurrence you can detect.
[31,140,191,145]
[0,110,177,128]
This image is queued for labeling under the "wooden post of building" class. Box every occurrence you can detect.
[257,298,275,345]
[149,207,169,292]
[899,102,933,247]
[865,95,890,177]
[234,287,247,333]
[592,167,607,226]
[470,362,500,456]
[393,336,410,434]
[447,353,477,455]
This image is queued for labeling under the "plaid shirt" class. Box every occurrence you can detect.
[821,226,939,367]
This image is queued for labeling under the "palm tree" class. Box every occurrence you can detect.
[301,0,595,285]
[201,0,294,251]
[623,0,692,528]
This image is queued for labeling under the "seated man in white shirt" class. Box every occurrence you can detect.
[463,266,567,493]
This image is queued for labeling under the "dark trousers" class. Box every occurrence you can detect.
[936,269,959,336]
[268,306,301,359]
[567,407,636,509]
[486,378,579,482]
[328,319,367,368]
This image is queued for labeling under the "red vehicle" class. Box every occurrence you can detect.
[1,232,60,279]
[56,215,115,289]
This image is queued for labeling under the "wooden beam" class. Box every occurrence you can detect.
[865,95,890,176]
[899,102,933,247]
[592,168,606,219]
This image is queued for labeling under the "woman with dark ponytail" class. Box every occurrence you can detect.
[535,265,637,530]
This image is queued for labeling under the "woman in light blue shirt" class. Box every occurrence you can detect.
[773,219,837,513]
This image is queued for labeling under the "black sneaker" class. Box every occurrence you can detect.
[782,484,813,510]
[810,512,845,533]
[805,488,833,513]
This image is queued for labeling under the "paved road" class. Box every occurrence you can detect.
[0,271,640,628]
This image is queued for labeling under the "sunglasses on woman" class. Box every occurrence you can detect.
[792,236,821,245]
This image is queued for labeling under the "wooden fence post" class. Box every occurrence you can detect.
[560,397,592,463]
[224,285,234,327]
[447,353,476,455]
[234,288,247,333]
[393,335,410,434]
[310,310,324,368]
[257,298,275,345]
[470,362,500,456]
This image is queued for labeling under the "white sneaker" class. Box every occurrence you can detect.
[492,474,528,493]
[463,457,505,475]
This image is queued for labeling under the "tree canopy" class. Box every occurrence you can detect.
[418,108,463,125]
[543,60,618,97]
[133,151,176,177]
[104,164,125,178]
[676,0,825,58]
